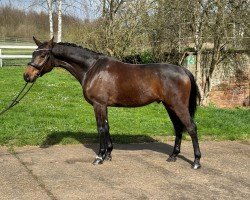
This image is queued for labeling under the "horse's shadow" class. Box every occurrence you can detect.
[40,131,193,165]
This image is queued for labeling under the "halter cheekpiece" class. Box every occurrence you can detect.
[27,48,52,71]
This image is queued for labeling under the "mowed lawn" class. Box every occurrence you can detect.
[0,66,249,146]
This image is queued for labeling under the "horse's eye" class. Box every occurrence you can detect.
[41,54,46,58]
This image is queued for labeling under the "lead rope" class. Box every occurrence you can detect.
[0,82,35,116]
[0,48,50,116]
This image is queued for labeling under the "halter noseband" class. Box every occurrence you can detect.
[27,49,52,73]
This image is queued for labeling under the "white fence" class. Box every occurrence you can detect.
[0,45,36,67]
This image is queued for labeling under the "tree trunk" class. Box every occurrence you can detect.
[46,0,54,39]
[102,0,106,18]
[202,1,224,103]
[195,51,205,104]
[57,0,62,42]
[192,1,206,104]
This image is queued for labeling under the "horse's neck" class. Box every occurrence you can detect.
[53,59,89,83]
[52,44,100,83]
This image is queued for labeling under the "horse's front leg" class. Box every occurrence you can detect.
[92,103,111,165]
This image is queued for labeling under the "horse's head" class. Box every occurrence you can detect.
[24,36,55,82]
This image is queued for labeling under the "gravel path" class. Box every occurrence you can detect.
[0,141,249,199]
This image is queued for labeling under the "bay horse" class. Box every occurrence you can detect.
[24,37,201,169]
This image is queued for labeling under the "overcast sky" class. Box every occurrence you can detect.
[0,0,101,20]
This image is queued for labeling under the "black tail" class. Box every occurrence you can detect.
[183,68,200,118]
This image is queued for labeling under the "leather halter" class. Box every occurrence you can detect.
[27,49,52,73]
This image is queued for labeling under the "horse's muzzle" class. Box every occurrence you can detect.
[23,73,37,83]
[23,73,30,82]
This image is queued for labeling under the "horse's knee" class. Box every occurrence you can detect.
[98,123,109,135]
[98,126,105,135]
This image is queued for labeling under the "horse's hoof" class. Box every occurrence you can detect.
[92,157,103,165]
[192,163,201,170]
[105,154,112,161]
[167,156,177,162]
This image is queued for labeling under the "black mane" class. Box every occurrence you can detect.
[56,42,105,56]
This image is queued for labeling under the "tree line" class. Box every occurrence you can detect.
[0,4,79,42]
[0,0,249,103]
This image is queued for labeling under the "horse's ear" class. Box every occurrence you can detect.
[48,36,54,46]
[33,36,42,46]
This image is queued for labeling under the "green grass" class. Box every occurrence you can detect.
[0,66,249,147]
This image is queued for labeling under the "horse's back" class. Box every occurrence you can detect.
[84,58,191,107]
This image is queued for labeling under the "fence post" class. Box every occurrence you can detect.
[0,49,2,67]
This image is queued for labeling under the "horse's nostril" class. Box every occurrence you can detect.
[23,73,30,82]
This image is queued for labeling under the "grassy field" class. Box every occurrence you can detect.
[0,66,249,147]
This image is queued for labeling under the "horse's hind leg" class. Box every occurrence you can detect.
[164,106,184,162]
[92,103,111,165]
[187,121,201,169]
[171,105,201,169]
